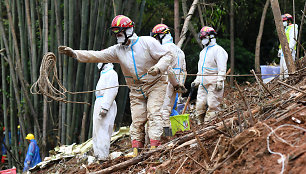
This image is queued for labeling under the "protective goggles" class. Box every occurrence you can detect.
[150,29,170,38]
[198,31,208,39]
[110,27,127,34]
[150,32,159,38]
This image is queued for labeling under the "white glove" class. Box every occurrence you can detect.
[99,108,108,117]
[58,46,77,58]
[216,81,223,91]
[27,161,30,165]
[148,66,160,76]
[191,81,200,88]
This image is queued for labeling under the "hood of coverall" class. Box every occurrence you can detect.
[161,33,173,45]
[121,32,138,48]
[97,63,114,72]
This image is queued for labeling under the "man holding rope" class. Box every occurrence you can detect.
[58,15,173,157]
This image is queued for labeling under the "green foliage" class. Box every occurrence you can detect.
[203,3,227,33]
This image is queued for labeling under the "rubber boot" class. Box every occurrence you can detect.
[204,111,217,123]
[163,127,172,137]
[195,113,205,125]
[150,139,161,149]
[125,140,143,158]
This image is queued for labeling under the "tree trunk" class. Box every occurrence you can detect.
[16,0,30,83]
[136,0,146,33]
[174,0,180,44]
[4,0,42,138]
[54,0,65,145]
[270,0,296,73]
[181,0,203,49]
[229,0,235,86]
[72,0,89,143]
[42,0,49,158]
[296,2,306,59]
[197,3,205,27]
[1,40,11,168]
[85,0,99,139]
[0,19,28,147]
[177,0,199,48]
[255,0,270,75]
[29,0,39,137]
[63,0,69,144]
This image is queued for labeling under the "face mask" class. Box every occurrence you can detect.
[116,34,125,44]
[283,21,287,27]
[202,38,209,46]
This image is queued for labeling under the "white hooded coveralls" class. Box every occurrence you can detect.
[72,33,172,147]
[160,34,186,127]
[193,39,228,120]
[279,24,298,78]
[93,63,118,159]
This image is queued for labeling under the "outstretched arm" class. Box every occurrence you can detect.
[58,45,120,63]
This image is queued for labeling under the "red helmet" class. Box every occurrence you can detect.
[198,26,217,40]
[282,14,293,21]
[110,15,134,34]
[150,24,170,37]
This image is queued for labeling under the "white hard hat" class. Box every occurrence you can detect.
[97,63,103,69]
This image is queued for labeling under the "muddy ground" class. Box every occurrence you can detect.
[32,67,306,174]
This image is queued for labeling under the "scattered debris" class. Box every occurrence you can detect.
[31,67,306,174]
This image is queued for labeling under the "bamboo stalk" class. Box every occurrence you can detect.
[251,69,274,97]
[277,80,306,94]
[234,80,255,126]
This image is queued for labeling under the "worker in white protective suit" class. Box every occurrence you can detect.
[92,63,118,160]
[58,15,173,157]
[150,24,187,136]
[278,13,298,79]
[191,26,228,124]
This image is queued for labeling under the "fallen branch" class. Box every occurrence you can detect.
[251,69,274,97]
[177,0,199,48]
[210,135,223,161]
[186,154,207,170]
[273,106,305,125]
[175,157,189,174]
[235,80,255,125]
[208,139,253,174]
[190,121,211,165]
[277,80,306,95]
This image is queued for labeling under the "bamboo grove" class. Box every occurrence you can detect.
[1,0,306,171]
[0,0,149,168]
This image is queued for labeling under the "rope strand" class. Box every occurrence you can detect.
[31,53,304,105]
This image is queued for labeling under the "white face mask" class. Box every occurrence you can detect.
[116,34,125,44]
[283,21,287,27]
[202,38,209,46]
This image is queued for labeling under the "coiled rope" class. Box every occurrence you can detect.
[30,52,127,105]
